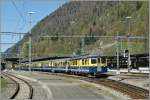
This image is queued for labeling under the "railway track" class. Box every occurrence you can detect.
[44,72,149,99]
[125,74,149,78]
[2,73,33,99]
[89,78,149,99]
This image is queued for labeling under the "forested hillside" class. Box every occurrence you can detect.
[5,1,149,60]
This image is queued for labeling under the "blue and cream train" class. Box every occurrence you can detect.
[22,55,108,75]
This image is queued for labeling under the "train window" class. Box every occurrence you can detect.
[75,60,77,65]
[85,59,87,65]
[91,58,97,64]
[70,61,72,65]
[101,58,106,63]
[82,59,84,65]
[63,62,65,66]
[73,60,76,65]
[98,58,101,63]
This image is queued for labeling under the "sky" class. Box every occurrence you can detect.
[1,0,68,52]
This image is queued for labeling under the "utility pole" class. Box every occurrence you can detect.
[18,33,21,71]
[127,33,131,72]
[120,39,123,51]
[98,41,103,55]
[116,32,120,74]
[28,11,35,72]
[81,38,84,55]
[125,16,132,73]
[0,2,1,95]
[0,15,1,76]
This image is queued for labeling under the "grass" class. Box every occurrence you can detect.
[79,83,95,89]
[60,77,77,83]
[103,41,147,55]
[1,77,8,88]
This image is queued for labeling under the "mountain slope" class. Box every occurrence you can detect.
[5,1,149,60]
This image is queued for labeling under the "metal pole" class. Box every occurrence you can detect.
[0,1,1,95]
[126,16,132,73]
[149,2,150,99]
[29,13,32,72]
[81,38,84,55]
[116,32,120,74]
[127,34,130,72]
[120,39,123,51]
[0,1,1,67]
[19,33,21,71]
[28,11,35,72]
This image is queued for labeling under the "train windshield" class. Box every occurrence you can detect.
[91,58,97,64]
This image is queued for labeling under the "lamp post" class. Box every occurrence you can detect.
[28,11,35,72]
[125,16,132,72]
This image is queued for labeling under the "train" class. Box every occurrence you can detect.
[16,53,149,75]
[21,55,108,75]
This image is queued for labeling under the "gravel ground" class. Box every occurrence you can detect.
[9,75,30,99]
[108,73,149,90]
[1,75,16,100]
[27,80,48,100]
[8,70,131,100]
[1,72,48,100]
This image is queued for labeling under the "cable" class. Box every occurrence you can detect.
[19,0,26,32]
[11,0,27,43]
[11,0,26,23]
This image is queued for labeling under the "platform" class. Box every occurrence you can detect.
[108,68,149,74]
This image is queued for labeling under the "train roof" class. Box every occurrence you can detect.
[68,54,107,60]
[40,54,107,62]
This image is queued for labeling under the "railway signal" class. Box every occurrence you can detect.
[123,49,131,72]
[124,49,129,57]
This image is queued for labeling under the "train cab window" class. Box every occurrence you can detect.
[91,58,97,64]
